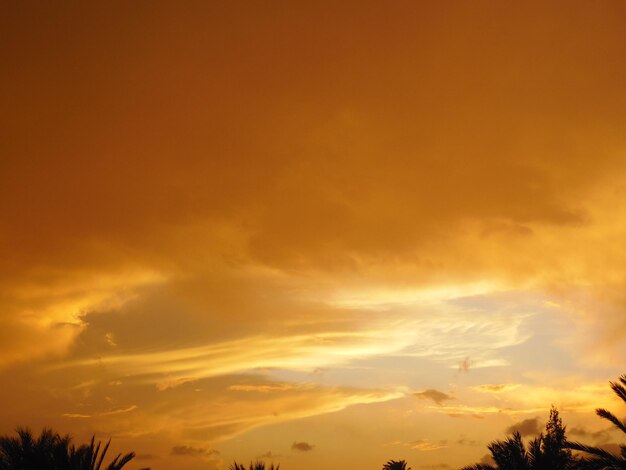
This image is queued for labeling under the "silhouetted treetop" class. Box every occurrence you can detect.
[0,428,135,470]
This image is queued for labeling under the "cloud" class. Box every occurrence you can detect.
[86,374,399,443]
[408,440,448,452]
[569,427,613,444]
[58,296,528,391]
[456,437,479,446]
[171,446,219,457]
[62,405,136,419]
[62,413,91,419]
[387,439,448,451]
[458,358,471,373]
[291,441,315,452]
[229,383,295,393]
[434,405,544,418]
[414,389,453,405]
[474,384,521,393]
[1,2,626,468]
[0,269,165,367]
[446,414,485,419]
[506,418,541,437]
[101,405,137,416]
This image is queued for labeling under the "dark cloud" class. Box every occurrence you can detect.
[458,357,471,373]
[0,2,624,288]
[569,426,591,438]
[506,418,541,437]
[414,389,453,405]
[291,441,315,452]
[171,446,218,457]
[569,426,612,444]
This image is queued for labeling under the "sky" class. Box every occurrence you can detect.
[1,2,626,469]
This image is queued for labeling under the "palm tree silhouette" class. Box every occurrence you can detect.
[462,407,573,470]
[229,461,280,470]
[566,374,626,469]
[487,432,529,470]
[382,459,411,470]
[68,435,135,470]
[0,428,135,470]
[0,427,71,470]
[529,407,572,469]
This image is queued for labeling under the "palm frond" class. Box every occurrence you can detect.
[228,461,279,470]
[96,438,111,470]
[609,379,626,405]
[596,408,626,435]
[106,451,136,470]
[566,440,624,467]
[382,459,411,470]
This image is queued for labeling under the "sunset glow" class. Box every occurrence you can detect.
[2,2,626,469]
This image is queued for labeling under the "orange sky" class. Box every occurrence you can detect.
[2,2,626,469]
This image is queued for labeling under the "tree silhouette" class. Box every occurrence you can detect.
[462,407,575,470]
[0,428,134,470]
[0,428,71,470]
[528,406,572,469]
[382,459,411,470]
[488,432,529,470]
[68,435,135,470]
[229,461,280,470]
[566,374,626,469]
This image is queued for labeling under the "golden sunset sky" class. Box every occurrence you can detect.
[2,2,626,469]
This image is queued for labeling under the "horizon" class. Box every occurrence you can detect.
[1,2,626,469]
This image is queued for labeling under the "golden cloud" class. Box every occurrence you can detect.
[2,3,626,468]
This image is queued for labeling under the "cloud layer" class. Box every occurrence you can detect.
[2,2,626,469]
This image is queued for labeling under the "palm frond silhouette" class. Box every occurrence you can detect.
[382,459,411,470]
[462,406,573,470]
[566,374,626,469]
[488,432,530,470]
[0,428,135,470]
[0,427,72,469]
[69,435,135,470]
[229,461,280,470]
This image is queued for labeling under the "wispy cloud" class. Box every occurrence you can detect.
[229,383,296,393]
[171,445,219,457]
[387,439,448,451]
[474,384,521,393]
[62,405,137,419]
